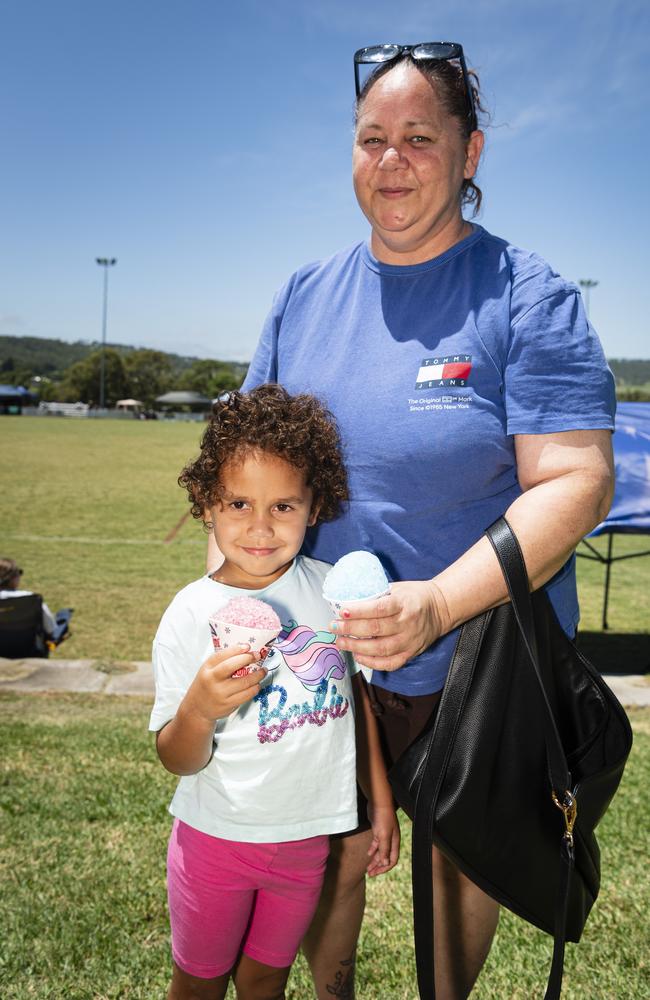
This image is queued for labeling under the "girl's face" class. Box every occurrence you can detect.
[209,450,317,589]
[352,62,483,264]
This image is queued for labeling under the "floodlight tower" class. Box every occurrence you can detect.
[95,257,117,409]
[579,278,599,320]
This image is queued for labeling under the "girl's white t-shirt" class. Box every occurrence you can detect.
[150,556,359,843]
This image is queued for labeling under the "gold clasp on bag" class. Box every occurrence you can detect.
[552,789,577,847]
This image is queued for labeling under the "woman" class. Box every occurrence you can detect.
[211,43,615,999]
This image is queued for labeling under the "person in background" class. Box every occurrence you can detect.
[210,42,616,999]
[0,557,56,636]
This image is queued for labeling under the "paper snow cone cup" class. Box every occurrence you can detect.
[324,586,391,618]
[209,619,280,676]
[324,587,392,637]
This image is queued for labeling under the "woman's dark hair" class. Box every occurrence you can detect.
[179,384,349,526]
[0,557,20,589]
[355,53,487,215]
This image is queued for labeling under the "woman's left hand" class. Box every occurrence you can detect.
[332,580,449,671]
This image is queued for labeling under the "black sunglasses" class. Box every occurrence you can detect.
[353,42,477,131]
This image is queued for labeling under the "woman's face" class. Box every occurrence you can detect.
[352,62,483,265]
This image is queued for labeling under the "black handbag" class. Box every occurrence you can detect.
[388,517,633,1000]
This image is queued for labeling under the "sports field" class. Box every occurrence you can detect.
[1,416,207,660]
[1,415,649,664]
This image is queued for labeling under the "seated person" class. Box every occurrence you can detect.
[0,557,57,637]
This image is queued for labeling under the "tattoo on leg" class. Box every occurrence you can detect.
[326,955,355,998]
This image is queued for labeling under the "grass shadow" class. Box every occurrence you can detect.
[576,631,650,676]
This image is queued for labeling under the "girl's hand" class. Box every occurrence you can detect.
[366,804,400,876]
[184,644,266,723]
[332,580,450,672]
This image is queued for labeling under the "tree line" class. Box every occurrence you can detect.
[0,337,246,408]
[38,348,242,408]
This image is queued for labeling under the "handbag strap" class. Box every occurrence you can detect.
[486,518,575,1000]
[411,517,575,1000]
[485,518,572,797]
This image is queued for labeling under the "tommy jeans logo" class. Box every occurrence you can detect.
[415,355,472,389]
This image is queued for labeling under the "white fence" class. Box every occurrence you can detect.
[37,401,90,417]
[27,403,206,422]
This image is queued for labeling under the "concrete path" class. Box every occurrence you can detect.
[1,657,649,707]
[0,657,154,697]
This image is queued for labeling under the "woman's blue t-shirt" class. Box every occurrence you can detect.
[242,226,616,695]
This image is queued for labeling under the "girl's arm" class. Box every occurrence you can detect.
[156,645,265,775]
[352,672,400,876]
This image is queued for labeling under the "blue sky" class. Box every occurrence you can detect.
[2,0,648,362]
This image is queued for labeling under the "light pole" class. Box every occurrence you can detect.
[579,278,598,320]
[95,257,117,409]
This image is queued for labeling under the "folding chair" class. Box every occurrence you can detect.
[0,594,72,658]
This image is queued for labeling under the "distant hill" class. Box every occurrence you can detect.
[0,336,97,379]
[0,335,247,383]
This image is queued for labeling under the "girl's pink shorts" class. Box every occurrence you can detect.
[167,819,330,979]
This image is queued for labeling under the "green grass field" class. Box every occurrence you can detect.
[1,416,208,660]
[1,416,649,998]
[0,694,648,999]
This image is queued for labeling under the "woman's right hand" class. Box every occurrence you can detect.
[184,644,267,723]
[332,580,449,672]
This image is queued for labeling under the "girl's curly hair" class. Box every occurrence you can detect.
[178,384,349,525]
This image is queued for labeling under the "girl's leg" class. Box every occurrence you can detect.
[232,954,292,1000]
[168,960,230,1000]
[166,822,256,994]
[301,826,373,1000]
[240,835,331,999]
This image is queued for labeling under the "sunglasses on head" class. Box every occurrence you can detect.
[215,391,239,406]
[353,42,477,131]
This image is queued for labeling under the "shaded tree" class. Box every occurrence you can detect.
[58,349,129,405]
[177,360,241,399]
[0,356,34,387]
[34,378,59,402]
[124,349,173,407]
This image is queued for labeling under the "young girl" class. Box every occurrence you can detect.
[150,384,399,1000]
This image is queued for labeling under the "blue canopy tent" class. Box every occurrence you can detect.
[0,384,35,414]
[577,402,650,628]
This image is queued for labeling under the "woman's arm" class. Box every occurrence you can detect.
[334,429,614,671]
[352,672,400,875]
